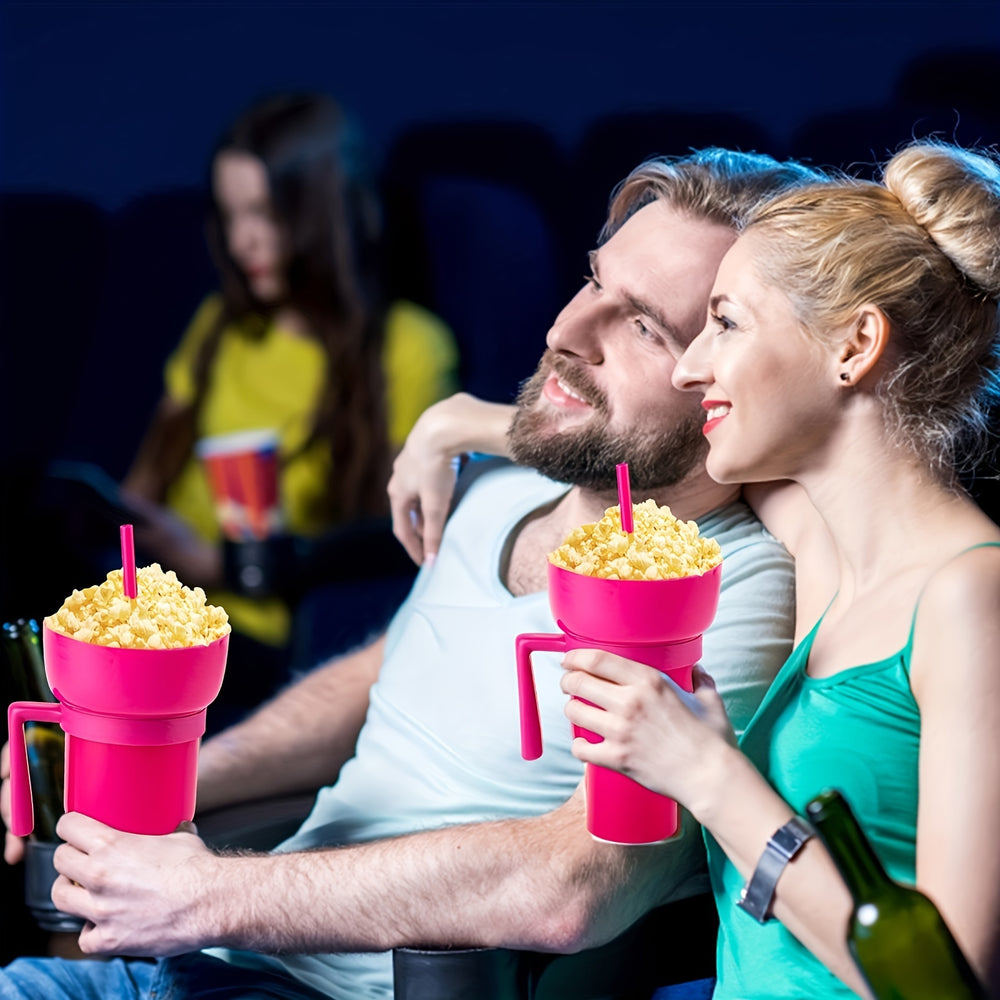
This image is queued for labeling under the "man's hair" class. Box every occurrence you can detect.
[600,147,826,244]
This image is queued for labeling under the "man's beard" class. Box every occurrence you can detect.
[508,353,707,493]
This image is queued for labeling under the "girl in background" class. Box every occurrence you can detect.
[123,93,457,710]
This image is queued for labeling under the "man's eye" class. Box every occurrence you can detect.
[635,319,661,344]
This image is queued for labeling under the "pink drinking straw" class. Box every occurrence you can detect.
[616,462,634,534]
[120,524,138,599]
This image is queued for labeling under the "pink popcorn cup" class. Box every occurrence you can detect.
[195,429,283,542]
[7,626,228,837]
[515,561,722,844]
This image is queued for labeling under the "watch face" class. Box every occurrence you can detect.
[772,826,802,858]
[738,818,815,924]
[771,817,813,858]
[785,817,814,849]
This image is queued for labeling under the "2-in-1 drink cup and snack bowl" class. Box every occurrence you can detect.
[7,563,230,837]
[515,500,722,845]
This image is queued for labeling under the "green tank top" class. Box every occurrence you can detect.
[708,542,1000,999]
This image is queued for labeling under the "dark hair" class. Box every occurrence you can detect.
[195,93,389,522]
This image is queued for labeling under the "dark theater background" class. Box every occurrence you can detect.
[1,0,998,962]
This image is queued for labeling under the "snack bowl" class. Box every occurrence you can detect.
[9,629,229,837]
[548,561,722,643]
[42,627,229,718]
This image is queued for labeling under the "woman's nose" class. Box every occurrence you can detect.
[672,324,713,392]
[228,215,258,258]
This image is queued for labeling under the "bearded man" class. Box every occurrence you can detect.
[1,149,817,1000]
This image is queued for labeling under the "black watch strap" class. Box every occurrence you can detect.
[736,815,815,923]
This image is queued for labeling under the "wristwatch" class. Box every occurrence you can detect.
[736,815,815,923]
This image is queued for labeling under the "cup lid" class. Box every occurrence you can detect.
[195,428,279,458]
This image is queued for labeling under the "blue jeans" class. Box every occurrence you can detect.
[652,979,716,1000]
[0,952,331,1000]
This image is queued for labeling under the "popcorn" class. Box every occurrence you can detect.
[44,564,230,649]
[549,500,722,580]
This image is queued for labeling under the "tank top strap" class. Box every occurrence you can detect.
[901,541,1000,665]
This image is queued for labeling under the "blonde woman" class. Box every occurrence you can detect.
[561,143,1000,997]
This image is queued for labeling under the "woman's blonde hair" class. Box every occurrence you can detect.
[744,141,1000,480]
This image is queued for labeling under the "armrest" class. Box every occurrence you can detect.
[392,892,718,1000]
[393,945,530,1000]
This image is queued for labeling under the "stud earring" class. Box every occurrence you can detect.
[840,372,850,382]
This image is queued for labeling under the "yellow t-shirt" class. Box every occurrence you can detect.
[163,295,458,645]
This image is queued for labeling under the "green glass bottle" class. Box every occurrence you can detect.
[3,620,83,932]
[1,619,34,706]
[806,788,988,1000]
[3,621,64,841]
[15,618,56,703]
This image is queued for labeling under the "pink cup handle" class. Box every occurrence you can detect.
[514,633,567,760]
[6,701,63,838]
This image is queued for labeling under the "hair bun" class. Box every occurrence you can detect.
[884,143,1000,299]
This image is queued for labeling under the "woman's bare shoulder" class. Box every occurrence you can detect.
[920,533,1000,617]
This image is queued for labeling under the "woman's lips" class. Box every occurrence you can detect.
[701,401,730,435]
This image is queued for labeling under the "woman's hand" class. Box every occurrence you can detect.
[388,393,515,564]
[560,651,736,807]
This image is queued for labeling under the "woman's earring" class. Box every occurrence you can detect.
[839,372,850,383]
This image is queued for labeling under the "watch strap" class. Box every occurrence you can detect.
[736,815,815,923]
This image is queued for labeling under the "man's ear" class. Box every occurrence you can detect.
[837,304,890,387]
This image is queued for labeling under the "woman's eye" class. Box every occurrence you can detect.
[712,312,735,332]
[583,273,601,291]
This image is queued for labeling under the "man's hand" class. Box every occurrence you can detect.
[52,812,220,957]
[1,741,26,865]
